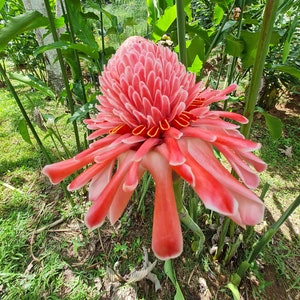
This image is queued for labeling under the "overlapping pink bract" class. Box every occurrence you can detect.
[42,36,266,260]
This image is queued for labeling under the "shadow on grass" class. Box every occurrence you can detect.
[0,151,44,177]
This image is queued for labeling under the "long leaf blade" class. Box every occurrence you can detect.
[0,11,49,51]
[9,73,56,100]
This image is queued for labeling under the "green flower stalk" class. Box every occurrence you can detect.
[241,0,280,138]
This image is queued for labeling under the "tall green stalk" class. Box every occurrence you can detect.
[241,0,279,139]
[43,0,81,152]
[175,0,187,67]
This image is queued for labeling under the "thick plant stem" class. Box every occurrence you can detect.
[175,0,187,66]
[241,0,279,139]
[43,0,81,152]
[0,62,52,164]
[173,180,205,255]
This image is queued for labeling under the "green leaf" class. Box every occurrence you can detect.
[151,5,177,41]
[65,0,99,50]
[214,4,224,26]
[187,36,205,66]
[0,11,49,51]
[9,73,56,100]
[164,260,185,300]
[222,20,236,32]
[186,37,204,74]
[184,0,192,20]
[225,34,244,57]
[18,118,32,145]
[273,65,300,80]
[240,30,259,68]
[261,110,283,140]
[68,100,97,122]
[240,29,281,68]
[123,17,137,27]
[0,0,5,11]
[147,0,159,25]
[188,55,203,74]
[34,41,99,60]
[281,14,297,63]
[225,283,241,300]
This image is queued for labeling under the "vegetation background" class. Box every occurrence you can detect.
[0,0,299,299]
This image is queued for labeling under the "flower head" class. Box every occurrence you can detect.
[42,36,266,260]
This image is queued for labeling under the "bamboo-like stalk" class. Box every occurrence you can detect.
[43,0,81,152]
[175,0,187,67]
[241,0,279,139]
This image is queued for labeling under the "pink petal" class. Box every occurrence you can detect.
[215,144,260,189]
[94,142,132,163]
[230,193,265,226]
[107,184,135,225]
[214,111,248,124]
[75,134,117,159]
[172,164,195,186]
[183,150,237,215]
[181,126,217,142]
[142,151,183,260]
[42,156,93,184]
[109,158,145,223]
[164,127,183,139]
[132,137,160,162]
[88,161,114,201]
[215,134,260,151]
[68,162,109,191]
[240,151,267,172]
[122,161,143,192]
[86,128,109,140]
[85,151,135,230]
[183,138,264,226]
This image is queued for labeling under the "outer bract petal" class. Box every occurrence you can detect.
[42,156,93,184]
[142,151,183,260]
[85,151,135,230]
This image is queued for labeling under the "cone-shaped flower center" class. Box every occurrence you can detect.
[95,36,202,138]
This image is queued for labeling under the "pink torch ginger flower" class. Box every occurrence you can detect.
[42,36,266,260]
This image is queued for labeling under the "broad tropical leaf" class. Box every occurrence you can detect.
[0,11,49,51]
[9,73,56,100]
